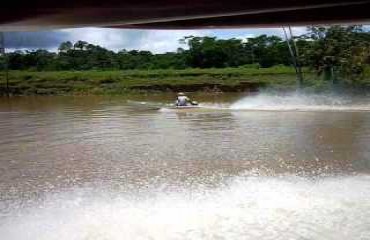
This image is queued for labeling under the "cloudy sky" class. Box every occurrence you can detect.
[4,27,309,53]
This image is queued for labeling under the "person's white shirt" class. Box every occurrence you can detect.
[177,96,189,106]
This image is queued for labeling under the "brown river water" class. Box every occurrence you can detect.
[0,92,370,240]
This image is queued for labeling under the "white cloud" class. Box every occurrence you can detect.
[5,27,310,53]
[4,27,309,53]
[290,27,308,36]
[7,25,370,53]
[135,30,212,53]
[60,28,147,51]
[212,27,307,40]
[60,28,211,53]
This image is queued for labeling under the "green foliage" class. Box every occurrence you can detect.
[2,26,370,88]
[58,41,73,52]
[245,35,291,67]
[0,67,303,95]
[299,25,370,84]
[3,36,294,72]
[180,35,291,68]
[239,63,260,69]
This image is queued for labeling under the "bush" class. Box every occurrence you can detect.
[239,63,260,69]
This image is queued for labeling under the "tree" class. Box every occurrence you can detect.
[7,50,26,69]
[245,35,289,67]
[73,40,88,51]
[301,25,370,84]
[3,28,370,82]
[181,36,247,68]
[58,41,73,52]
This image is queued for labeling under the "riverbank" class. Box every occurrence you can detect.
[0,66,324,95]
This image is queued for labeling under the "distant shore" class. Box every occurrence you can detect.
[0,66,356,96]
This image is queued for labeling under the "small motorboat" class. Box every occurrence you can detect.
[170,105,200,110]
[174,100,199,109]
[127,100,201,110]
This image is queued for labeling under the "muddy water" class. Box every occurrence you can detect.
[0,93,370,240]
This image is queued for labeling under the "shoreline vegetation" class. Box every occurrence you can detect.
[0,66,320,96]
[1,66,370,96]
[1,25,370,96]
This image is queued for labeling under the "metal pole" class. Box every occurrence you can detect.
[0,32,9,97]
[283,26,302,88]
[288,26,303,87]
[251,46,255,64]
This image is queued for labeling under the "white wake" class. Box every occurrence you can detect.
[1,175,369,240]
[230,92,370,112]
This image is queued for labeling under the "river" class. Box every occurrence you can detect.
[0,92,370,240]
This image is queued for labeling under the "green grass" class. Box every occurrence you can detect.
[0,66,321,95]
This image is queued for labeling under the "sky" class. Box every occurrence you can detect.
[4,27,309,53]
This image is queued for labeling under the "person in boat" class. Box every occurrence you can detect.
[176,92,191,106]
[175,92,199,106]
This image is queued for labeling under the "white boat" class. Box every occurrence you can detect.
[167,105,201,110]
[127,100,201,111]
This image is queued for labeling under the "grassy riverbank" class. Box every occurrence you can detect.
[0,66,324,95]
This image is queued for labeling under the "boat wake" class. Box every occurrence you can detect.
[1,174,369,240]
[229,92,370,112]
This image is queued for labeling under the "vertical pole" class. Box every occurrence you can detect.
[283,27,300,88]
[0,32,9,97]
[331,66,337,85]
[251,47,255,64]
[283,26,303,89]
[288,26,303,87]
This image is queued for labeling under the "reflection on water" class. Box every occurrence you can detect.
[0,94,370,240]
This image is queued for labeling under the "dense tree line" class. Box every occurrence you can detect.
[1,26,370,80]
[299,26,370,82]
[2,36,291,71]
